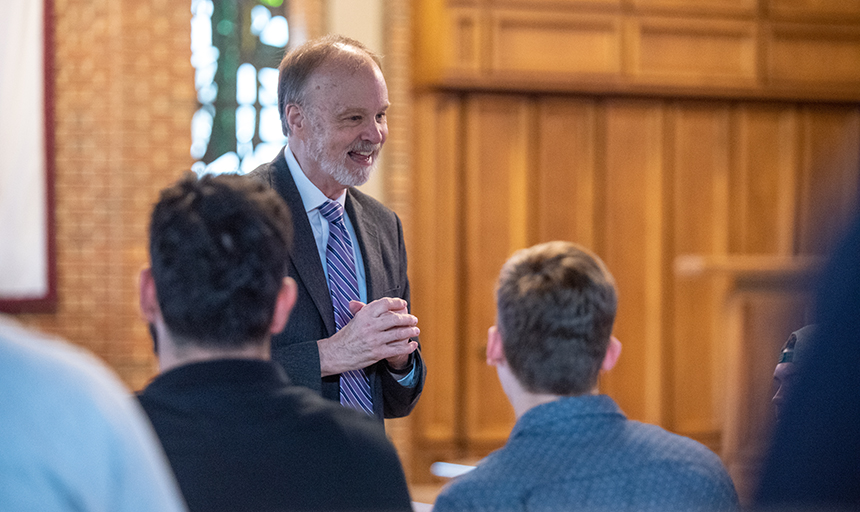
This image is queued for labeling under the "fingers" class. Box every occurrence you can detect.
[377,313,418,333]
[319,297,418,375]
[383,340,418,359]
[348,300,365,316]
[363,324,419,346]
[386,338,418,350]
[353,297,418,332]
[361,297,408,317]
[388,325,420,342]
[385,342,418,371]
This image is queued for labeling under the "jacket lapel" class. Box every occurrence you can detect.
[345,190,382,301]
[270,153,336,335]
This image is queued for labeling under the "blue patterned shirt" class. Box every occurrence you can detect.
[434,395,738,512]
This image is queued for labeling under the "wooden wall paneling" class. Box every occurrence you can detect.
[405,0,470,88]
[535,97,599,247]
[448,7,485,76]
[767,0,860,22]
[462,94,531,449]
[599,100,665,425]
[670,102,732,447]
[415,0,860,99]
[767,23,860,86]
[730,104,798,255]
[796,106,860,254]
[490,10,623,76]
[413,2,483,84]
[411,94,465,477]
[627,17,758,87]
[629,0,757,18]
[488,0,621,9]
[412,0,443,85]
[722,290,812,505]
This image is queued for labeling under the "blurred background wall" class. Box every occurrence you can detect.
[8,0,196,388]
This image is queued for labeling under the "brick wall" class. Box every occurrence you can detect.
[14,0,195,390]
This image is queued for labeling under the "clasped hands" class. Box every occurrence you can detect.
[318,297,419,377]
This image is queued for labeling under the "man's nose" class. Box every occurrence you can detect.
[772,385,785,406]
[362,119,386,144]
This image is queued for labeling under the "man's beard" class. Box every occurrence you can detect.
[307,127,379,188]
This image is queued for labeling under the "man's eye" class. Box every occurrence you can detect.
[349,115,362,122]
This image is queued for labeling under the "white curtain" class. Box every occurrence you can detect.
[0,0,48,299]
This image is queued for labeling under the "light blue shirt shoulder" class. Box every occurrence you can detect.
[0,315,187,512]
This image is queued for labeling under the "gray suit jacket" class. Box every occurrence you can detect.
[247,150,425,420]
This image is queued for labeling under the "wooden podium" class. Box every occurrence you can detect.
[675,255,822,505]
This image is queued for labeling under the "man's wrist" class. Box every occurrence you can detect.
[317,337,337,377]
[385,352,413,374]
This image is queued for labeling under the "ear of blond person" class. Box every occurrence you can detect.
[486,326,622,419]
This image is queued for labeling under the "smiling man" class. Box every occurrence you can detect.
[247,35,425,421]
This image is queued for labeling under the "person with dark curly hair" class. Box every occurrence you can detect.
[137,173,412,512]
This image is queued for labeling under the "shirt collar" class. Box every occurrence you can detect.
[142,359,290,394]
[284,145,347,213]
[511,394,625,437]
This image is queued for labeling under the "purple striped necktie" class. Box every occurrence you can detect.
[319,200,374,415]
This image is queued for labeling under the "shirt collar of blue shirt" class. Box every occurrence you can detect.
[284,145,347,213]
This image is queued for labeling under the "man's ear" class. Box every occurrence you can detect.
[270,277,298,334]
[285,104,306,136]
[486,326,506,367]
[139,268,160,323]
[601,336,622,372]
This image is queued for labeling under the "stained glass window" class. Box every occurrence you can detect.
[190,0,289,175]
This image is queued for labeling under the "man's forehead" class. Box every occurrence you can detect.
[311,54,383,85]
[305,61,388,110]
[330,100,390,115]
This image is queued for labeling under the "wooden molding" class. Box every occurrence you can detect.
[674,254,824,286]
[414,2,860,101]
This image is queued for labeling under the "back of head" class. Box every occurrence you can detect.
[277,34,383,136]
[148,173,292,348]
[496,241,618,395]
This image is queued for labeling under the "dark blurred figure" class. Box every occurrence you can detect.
[755,215,860,508]
[771,325,816,422]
